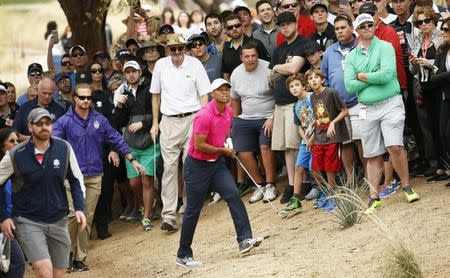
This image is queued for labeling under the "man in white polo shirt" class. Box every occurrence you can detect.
[150,34,210,232]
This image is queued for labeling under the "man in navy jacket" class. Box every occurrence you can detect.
[0,107,86,278]
[53,83,145,271]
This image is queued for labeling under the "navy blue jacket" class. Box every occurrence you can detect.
[12,99,65,136]
[0,137,85,223]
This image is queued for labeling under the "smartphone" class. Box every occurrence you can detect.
[51,30,58,38]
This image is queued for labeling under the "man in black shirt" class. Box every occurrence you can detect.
[268,12,312,204]
[310,1,337,50]
[222,13,270,80]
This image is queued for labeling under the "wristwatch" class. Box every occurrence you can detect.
[129,157,136,163]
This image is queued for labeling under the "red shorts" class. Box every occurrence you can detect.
[311,143,341,173]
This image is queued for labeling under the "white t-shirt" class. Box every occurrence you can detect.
[150,55,211,115]
[230,59,275,120]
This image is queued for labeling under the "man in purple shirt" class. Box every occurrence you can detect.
[176,78,263,268]
[52,83,145,271]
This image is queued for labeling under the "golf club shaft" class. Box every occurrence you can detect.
[234,155,282,218]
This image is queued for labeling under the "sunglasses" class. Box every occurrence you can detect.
[76,95,93,101]
[226,23,242,30]
[358,22,375,30]
[189,41,205,49]
[29,72,42,78]
[8,138,19,144]
[33,121,52,127]
[281,3,298,9]
[160,29,173,34]
[442,27,450,32]
[90,68,104,74]
[61,61,72,66]
[169,45,185,52]
[414,18,432,27]
[144,47,158,53]
[71,52,85,58]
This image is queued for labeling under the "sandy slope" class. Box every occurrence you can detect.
[40,177,450,278]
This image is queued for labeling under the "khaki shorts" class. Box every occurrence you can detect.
[360,95,405,158]
[343,103,362,144]
[272,103,300,150]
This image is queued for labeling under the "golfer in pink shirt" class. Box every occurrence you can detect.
[176,78,263,268]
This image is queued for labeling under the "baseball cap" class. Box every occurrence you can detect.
[27,63,43,75]
[210,78,231,92]
[159,24,174,35]
[123,60,141,71]
[353,13,375,29]
[359,3,377,16]
[304,41,323,56]
[27,108,52,124]
[187,33,208,44]
[276,12,297,25]
[69,45,87,56]
[0,85,6,93]
[55,72,71,83]
[93,51,111,60]
[234,6,251,15]
[115,49,132,60]
[310,1,328,15]
[125,38,140,48]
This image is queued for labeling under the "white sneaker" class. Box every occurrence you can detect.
[277,166,287,180]
[208,192,222,205]
[176,256,202,268]
[249,187,265,203]
[178,203,186,214]
[263,183,277,203]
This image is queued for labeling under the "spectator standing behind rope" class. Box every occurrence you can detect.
[0,108,86,278]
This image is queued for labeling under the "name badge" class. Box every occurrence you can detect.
[359,105,367,119]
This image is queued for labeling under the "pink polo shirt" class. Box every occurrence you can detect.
[188,100,233,161]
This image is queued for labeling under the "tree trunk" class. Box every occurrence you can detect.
[58,0,112,59]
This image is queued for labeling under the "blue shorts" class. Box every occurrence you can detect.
[232,118,271,152]
[296,144,312,169]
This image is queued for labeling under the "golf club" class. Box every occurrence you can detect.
[234,155,284,218]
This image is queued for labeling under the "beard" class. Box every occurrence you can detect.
[33,130,51,141]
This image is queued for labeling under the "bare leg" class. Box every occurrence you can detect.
[238,151,265,184]
[141,175,155,219]
[384,159,394,185]
[341,142,356,182]
[387,146,409,189]
[293,167,305,194]
[118,180,134,211]
[32,259,53,278]
[260,144,276,183]
[285,149,298,186]
[355,140,367,178]
[366,155,384,198]
[326,172,337,187]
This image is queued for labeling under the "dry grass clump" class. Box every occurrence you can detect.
[385,243,423,278]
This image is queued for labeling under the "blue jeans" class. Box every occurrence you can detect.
[0,239,25,278]
[177,155,252,258]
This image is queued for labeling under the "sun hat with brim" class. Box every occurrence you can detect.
[353,13,375,29]
[136,41,166,64]
[166,34,187,46]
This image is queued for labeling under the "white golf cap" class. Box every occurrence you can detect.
[123,60,141,71]
[353,13,375,29]
[210,78,231,92]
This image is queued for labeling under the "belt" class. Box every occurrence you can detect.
[165,111,197,118]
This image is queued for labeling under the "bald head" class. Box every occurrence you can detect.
[37,77,55,107]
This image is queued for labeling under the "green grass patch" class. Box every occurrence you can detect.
[1,0,51,4]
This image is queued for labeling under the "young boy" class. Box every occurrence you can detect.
[306,68,348,191]
[282,73,315,215]
[304,41,323,70]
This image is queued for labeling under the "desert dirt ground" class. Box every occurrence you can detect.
[25,177,450,278]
